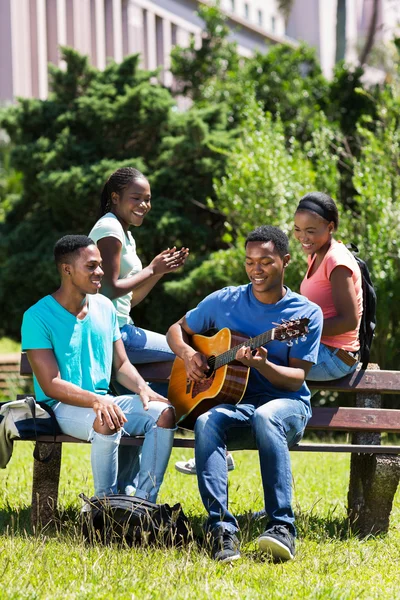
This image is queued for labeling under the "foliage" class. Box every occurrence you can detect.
[246,44,329,144]
[0,47,236,337]
[0,142,22,224]
[351,96,400,368]
[1,444,400,598]
[168,100,341,304]
[170,3,239,102]
[0,3,400,367]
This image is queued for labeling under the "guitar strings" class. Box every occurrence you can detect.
[205,318,307,371]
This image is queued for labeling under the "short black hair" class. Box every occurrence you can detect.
[245,226,289,257]
[54,235,95,268]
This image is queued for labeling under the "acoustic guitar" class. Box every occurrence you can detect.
[168,318,310,430]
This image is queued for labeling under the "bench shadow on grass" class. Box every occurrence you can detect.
[0,505,33,536]
[0,504,83,538]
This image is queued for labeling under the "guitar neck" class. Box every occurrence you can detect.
[212,329,275,370]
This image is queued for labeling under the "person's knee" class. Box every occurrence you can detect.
[93,417,117,436]
[156,405,175,429]
[253,405,281,433]
[194,412,210,437]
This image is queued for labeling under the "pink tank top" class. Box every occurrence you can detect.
[300,239,363,351]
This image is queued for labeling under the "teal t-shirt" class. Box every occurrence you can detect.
[21,294,121,406]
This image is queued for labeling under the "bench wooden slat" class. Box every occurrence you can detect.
[308,407,400,432]
[307,369,400,393]
[19,437,400,454]
[19,353,400,393]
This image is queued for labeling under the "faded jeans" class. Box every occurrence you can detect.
[115,324,175,398]
[194,397,311,536]
[53,395,175,501]
[120,324,175,364]
[307,343,359,381]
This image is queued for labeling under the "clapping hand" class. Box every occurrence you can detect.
[149,247,189,276]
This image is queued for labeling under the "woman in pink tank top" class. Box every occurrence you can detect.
[294,192,363,381]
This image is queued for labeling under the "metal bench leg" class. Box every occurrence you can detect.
[31,442,62,530]
[347,373,400,535]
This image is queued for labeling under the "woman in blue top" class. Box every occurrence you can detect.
[89,167,188,371]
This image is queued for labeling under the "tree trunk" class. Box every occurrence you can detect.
[335,0,347,63]
[359,0,379,66]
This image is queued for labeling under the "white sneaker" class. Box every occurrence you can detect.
[175,453,235,475]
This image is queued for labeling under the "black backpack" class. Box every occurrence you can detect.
[80,493,191,547]
[347,244,377,369]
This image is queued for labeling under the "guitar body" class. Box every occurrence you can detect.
[168,328,250,430]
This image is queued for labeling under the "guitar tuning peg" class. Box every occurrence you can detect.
[286,340,293,347]
[301,334,307,342]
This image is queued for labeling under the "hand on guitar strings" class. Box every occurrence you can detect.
[183,349,209,382]
[235,345,268,368]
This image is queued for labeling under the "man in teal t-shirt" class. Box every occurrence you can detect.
[21,235,175,502]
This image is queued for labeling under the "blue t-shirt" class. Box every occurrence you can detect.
[21,294,121,406]
[185,285,323,407]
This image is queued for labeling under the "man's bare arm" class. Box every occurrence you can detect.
[26,348,126,429]
[112,339,170,409]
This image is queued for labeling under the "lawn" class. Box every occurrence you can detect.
[0,444,399,599]
[0,337,20,354]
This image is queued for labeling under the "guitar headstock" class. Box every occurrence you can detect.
[274,318,310,342]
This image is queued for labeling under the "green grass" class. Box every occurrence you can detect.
[0,337,21,353]
[1,444,400,599]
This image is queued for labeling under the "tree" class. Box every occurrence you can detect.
[335,0,347,62]
[277,0,295,23]
[0,47,236,337]
[359,0,379,66]
[170,3,239,101]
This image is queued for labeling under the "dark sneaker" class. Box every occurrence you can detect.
[258,524,295,561]
[210,527,241,563]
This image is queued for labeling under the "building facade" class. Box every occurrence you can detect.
[1,0,399,104]
[0,0,288,104]
[287,0,400,79]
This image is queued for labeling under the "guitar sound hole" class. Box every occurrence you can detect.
[205,357,216,378]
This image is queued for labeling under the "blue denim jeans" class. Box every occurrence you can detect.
[120,324,175,364]
[53,395,175,501]
[116,324,175,397]
[194,397,311,536]
[307,343,359,381]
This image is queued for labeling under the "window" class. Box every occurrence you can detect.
[230,0,235,12]
[271,15,276,32]
[244,2,249,19]
[257,9,263,27]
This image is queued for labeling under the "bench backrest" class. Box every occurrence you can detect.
[20,353,400,393]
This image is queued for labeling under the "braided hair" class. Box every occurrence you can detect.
[100,167,147,217]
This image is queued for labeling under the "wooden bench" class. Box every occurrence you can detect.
[18,354,400,536]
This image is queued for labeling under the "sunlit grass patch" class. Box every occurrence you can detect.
[0,444,399,598]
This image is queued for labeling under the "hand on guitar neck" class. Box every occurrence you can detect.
[235,345,269,368]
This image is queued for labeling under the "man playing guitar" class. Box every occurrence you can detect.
[166,226,323,563]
